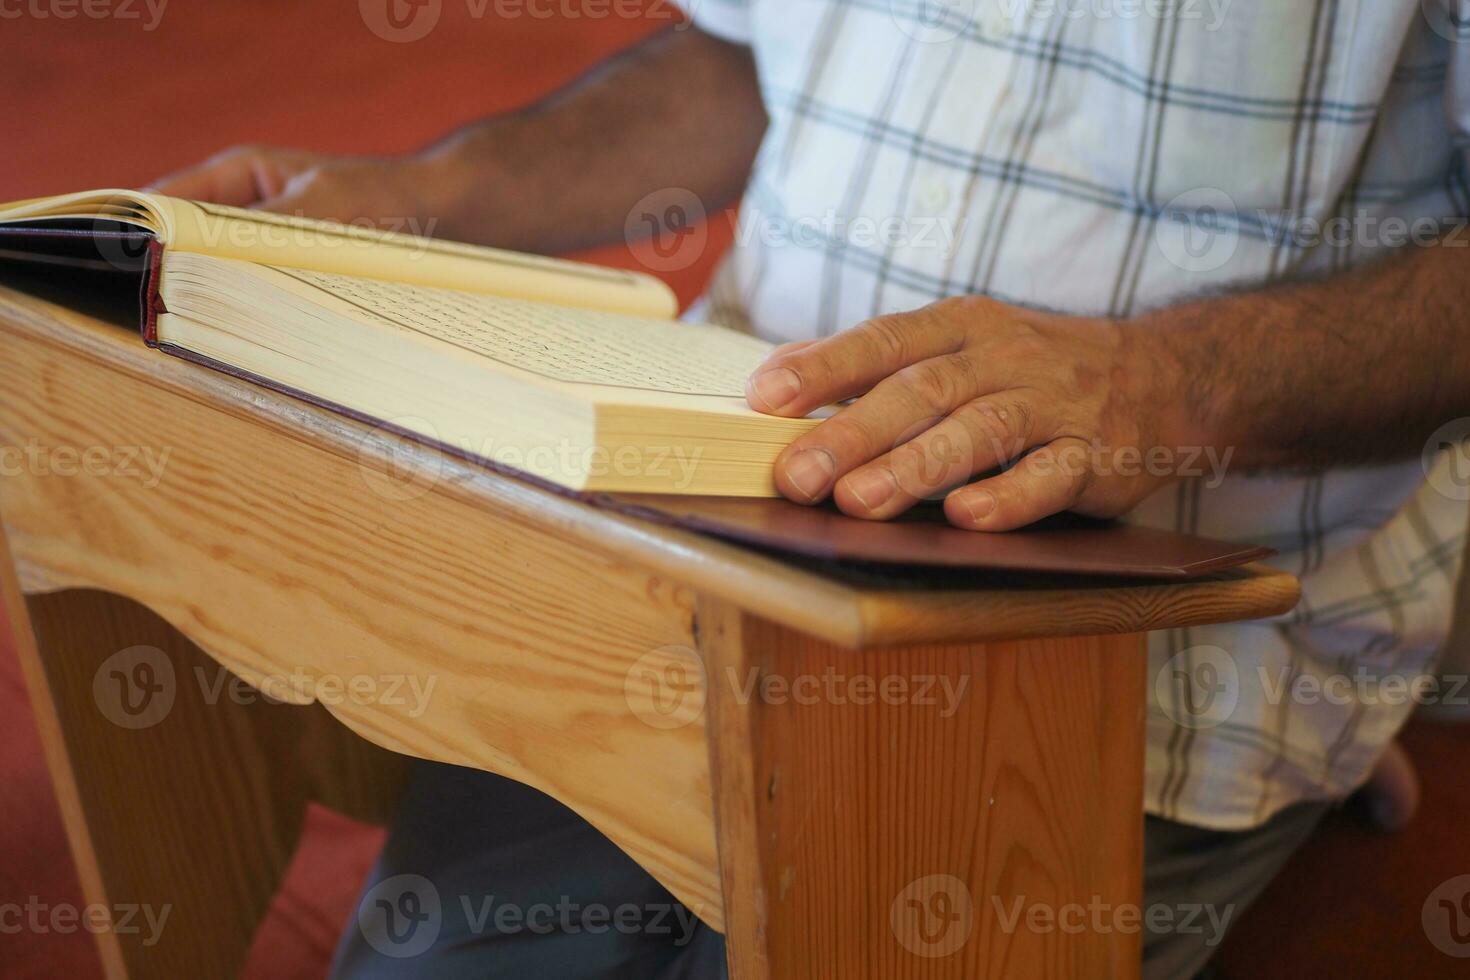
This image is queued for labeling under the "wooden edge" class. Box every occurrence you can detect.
[0,286,1302,649]
[853,562,1302,647]
[0,519,128,978]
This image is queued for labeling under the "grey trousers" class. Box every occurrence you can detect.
[331,762,1331,980]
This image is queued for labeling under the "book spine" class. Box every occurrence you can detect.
[139,238,166,345]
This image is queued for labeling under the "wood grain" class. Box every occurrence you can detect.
[0,522,128,978]
[0,285,725,925]
[20,589,403,978]
[0,283,1300,650]
[700,598,1147,979]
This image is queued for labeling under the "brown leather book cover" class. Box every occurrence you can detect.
[596,493,1273,578]
[0,226,1273,579]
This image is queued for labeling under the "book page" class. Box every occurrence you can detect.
[272,265,773,398]
[171,198,679,319]
[0,189,678,319]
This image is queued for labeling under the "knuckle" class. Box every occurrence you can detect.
[954,398,1033,460]
[896,359,961,411]
[1033,441,1093,495]
[936,294,992,321]
[951,402,1012,462]
[1010,400,1037,442]
[863,314,913,364]
[896,436,968,491]
[1005,334,1051,367]
[820,412,882,460]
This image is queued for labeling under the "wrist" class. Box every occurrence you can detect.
[1116,312,1223,461]
[404,137,496,244]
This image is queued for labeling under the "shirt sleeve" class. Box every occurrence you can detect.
[668,0,753,45]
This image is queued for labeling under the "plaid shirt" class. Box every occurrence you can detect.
[675,0,1470,829]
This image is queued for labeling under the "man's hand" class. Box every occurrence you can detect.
[149,144,444,227]
[146,28,764,254]
[746,297,1190,531]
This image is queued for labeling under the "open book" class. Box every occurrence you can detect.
[0,189,817,495]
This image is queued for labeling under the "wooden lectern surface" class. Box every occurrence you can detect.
[0,281,1300,980]
[0,284,1297,649]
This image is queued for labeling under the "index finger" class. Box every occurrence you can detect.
[745,302,970,418]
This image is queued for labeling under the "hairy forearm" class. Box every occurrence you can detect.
[417,27,766,253]
[1144,237,1470,471]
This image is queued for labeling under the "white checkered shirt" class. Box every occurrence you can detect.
[674,0,1470,829]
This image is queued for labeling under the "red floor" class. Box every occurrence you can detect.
[3,3,1468,977]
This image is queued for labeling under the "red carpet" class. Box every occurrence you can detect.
[2,3,1467,977]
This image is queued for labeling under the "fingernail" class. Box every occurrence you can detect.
[845,467,898,512]
[749,367,802,412]
[957,490,996,525]
[783,448,835,502]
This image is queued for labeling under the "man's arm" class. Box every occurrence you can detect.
[151,27,766,255]
[746,233,1470,531]
[1152,237,1470,473]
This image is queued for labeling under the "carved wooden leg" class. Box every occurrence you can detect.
[2,563,409,978]
[699,598,1147,980]
[13,588,317,977]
